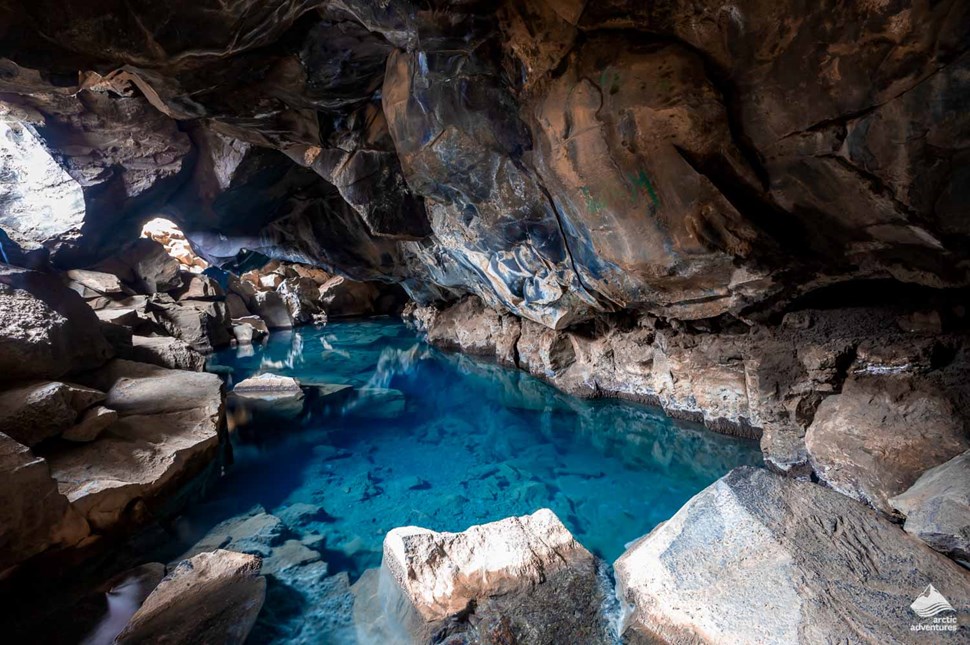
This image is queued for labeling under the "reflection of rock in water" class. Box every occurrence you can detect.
[80,564,165,645]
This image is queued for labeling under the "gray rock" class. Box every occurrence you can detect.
[115,550,265,645]
[91,238,182,295]
[615,467,970,644]
[65,269,125,296]
[61,405,118,442]
[47,360,224,531]
[0,380,105,446]
[148,298,233,353]
[891,451,970,566]
[250,291,293,329]
[127,335,206,371]
[0,268,112,382]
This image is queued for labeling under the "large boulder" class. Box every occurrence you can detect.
[148,297,233,353]
[115,550,266,645]
[0,432,89,574]
[0,380,105,446]
[250,291,293,330]
[356,509,613,644]
[126,335,206,371]
[45,360,224,531]
[0,267,112,381]
[891,450,970,566]
[91,239,182,295]
[615,467,970,644]
[806,374,969,514]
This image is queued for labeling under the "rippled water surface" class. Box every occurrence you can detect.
[163,319,761,643]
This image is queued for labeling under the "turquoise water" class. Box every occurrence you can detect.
[172,319,760,642]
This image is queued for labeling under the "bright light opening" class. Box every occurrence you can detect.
[140,217,209,273]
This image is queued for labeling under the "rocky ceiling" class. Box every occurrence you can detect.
[0,0,967,329]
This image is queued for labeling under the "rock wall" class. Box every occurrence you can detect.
[405,296,970,497]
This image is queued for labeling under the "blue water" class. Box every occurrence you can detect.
[165,319,760,642]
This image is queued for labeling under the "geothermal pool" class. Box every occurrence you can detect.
[143,319,761,643]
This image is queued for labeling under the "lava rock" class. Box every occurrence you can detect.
[614,467,970,643]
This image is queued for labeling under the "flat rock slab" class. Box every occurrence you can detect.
[128,335,205,372]
[46,360,224,531]
[892,450,970,566]
[115,550,265,645]
[615,466,970,644]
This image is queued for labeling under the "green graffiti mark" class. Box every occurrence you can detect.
[630,170,660,207]
[599,67,621,95]
[580,186,606,214]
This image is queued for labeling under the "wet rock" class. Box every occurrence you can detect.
[0,267,112,381]
[127,335,207,372]
[233,374,305,419]
[61,405,118,442]
[0,432,89,573]
[807,375,969,514]
[410,296,521,365]
[359,508,612,643]
[115,550,265,645]
[185,510,287,560]
[91,239,182,295]
[891,451,970,566]
[615,467,970,644]
[0,380,105,446]
[348,388,405,419]
[46,360,224,531]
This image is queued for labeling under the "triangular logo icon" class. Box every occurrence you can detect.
[911,584,956,618]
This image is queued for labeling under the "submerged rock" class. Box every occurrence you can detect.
[356,509,613,644]
[891,451,970,566]
[614,467,970,643]
[115,550,265,645]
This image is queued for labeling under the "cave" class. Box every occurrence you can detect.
[0,1,968,643]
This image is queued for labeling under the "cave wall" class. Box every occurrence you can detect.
[0,0,967,327]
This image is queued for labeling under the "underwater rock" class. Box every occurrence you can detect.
[127,335,206,372]
[614,467,970,644]
[361,509,613,643]
[348,388,405,419]
[184,509,287,560]
[46,359,224,531]
[0,432,89,573]
[115,550,265,645]
[891,450,970,566]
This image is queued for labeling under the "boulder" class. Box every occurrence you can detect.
[61,405,118,442]
[251,291,293,329]
[806,375,969,514]
[0,432,89,573]
[417,296,521,366]
[226,292,251,319]
[891,451,970,566]
[232,374,305,418]
[182,509,287,560]
[171,272,224,301]
[615,467,970,644]
[0,380,105,446]
[115,550,266,645]
[360,509,612,643]
[278,276,323,325]
[127,335,206,372]
[149,298,233,353]
[46,360,224,531]
[0,268,112,381]
[91,238,182,295]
